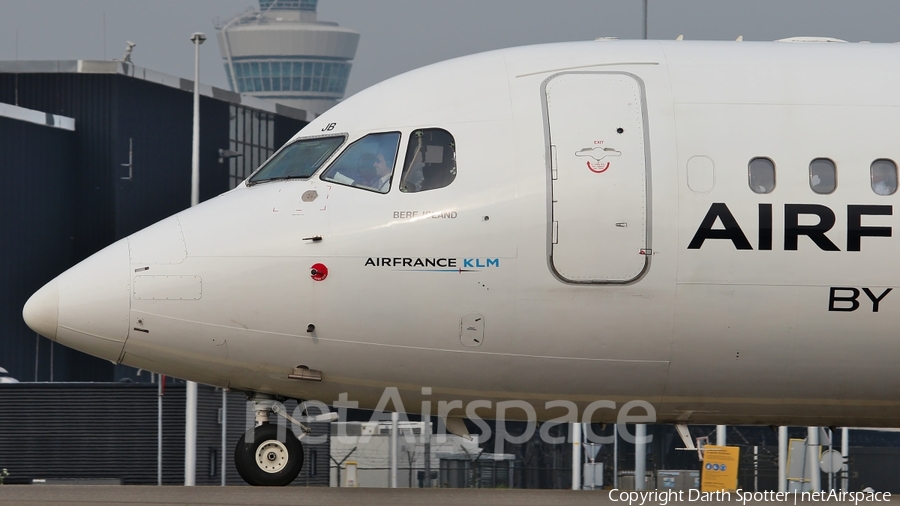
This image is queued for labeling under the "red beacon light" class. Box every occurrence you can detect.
[310,263,328,281]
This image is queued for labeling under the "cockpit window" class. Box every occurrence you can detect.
[320,132,401,193]
[248,135,345,185]
[399,129,456,193]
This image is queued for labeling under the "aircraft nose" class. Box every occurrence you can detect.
[23,239,131,363]
[23,279,59,341]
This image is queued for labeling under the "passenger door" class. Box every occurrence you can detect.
[544,72,651,283]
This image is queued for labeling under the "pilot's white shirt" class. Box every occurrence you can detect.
[377,175,391,193]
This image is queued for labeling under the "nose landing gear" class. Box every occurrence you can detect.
[234,393,307,486]
[235,423,304,486]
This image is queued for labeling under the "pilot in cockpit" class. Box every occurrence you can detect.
[354,149,393,192]
[353,153,381,189]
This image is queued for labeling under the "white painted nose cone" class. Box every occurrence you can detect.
[25,238,132,363]
[23,280,59,341]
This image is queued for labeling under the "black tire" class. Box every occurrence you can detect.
[234,423,303,486]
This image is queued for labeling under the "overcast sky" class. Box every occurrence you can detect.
[2,0,900,98]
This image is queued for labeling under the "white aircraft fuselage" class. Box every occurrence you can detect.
[23,39,900,427]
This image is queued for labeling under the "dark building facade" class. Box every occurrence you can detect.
[0,383,330,486]
[0,104,86,383]
[0,60,307,383]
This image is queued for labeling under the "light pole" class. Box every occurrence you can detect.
[572,423,581,490]
[185,31,205,488]
[390,412,399,488]
[190,32,205,207]
[642,0,648,39]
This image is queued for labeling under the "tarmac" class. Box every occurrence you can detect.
[0,486,891,506]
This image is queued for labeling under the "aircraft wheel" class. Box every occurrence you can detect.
[234,423,303,486]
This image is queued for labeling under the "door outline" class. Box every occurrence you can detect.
[539,71,653,285]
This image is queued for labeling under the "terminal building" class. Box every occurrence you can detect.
[215,0,360,117]
[0,60,306,383]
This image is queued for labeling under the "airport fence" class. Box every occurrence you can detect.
[337,463,571,489]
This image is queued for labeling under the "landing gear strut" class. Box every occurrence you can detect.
[234,393,306,486]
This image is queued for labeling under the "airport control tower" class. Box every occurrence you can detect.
[215,0,360,118]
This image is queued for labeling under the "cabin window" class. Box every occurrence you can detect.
[871,159,897,196]
[809,158,836,194]
[320,132,401,193]
[247,135,344,185]
[399,129,456,193]
[748,157,775,194]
